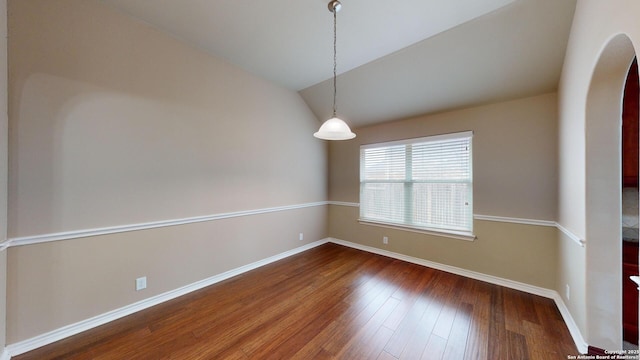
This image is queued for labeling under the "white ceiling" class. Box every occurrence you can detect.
[100,0,576,128]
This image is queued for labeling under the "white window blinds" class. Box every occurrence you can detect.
[359,131,473,235]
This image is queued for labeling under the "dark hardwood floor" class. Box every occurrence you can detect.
[15,243,579,359]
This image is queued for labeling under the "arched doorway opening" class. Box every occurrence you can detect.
[585,33,636,350]
[622,57,639,348]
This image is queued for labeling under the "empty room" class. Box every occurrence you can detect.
[0,0,639,359]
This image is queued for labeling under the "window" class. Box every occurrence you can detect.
[359,131,473,239]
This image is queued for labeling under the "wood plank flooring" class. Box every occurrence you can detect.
[14,243,579,359]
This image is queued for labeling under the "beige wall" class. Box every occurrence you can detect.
[329,93,559,288]
[557,231,586,338]
[558,0,640,350]
[330,205,557,288]
[0,0,7,351]
[7,0,327,343]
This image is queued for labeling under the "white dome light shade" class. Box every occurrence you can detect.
[314,117,356,140]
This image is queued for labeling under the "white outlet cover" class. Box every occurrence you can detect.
[136,277,147,291]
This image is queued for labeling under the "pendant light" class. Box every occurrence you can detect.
[314,0,356,140]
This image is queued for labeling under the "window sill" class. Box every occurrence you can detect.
[357,219,477,241]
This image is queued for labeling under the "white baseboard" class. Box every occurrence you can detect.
[4,237,588,357]
[4,239,330,357]
[551,293,589,354]
[327,237,588,354]
[0,349,10,360]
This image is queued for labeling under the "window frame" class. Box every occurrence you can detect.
[358,131,475,241]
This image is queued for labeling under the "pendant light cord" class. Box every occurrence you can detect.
[332,8,337,118]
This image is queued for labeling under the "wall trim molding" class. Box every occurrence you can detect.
[328,237,588,354]
[3,202,588,251]
[327,201,359,207]
[327,202,587,247]
[556,222,586,247]
[7,201,329,248]
[4,239,330,357]
[473,214,556,227]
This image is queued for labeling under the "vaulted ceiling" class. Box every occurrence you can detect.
[100,0,576,128]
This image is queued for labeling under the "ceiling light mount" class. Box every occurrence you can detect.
[328,0,342,13]
[314,0,355,141]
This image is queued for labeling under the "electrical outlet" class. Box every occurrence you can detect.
[299,233,304,241]
[383,236,388,244]
[565,284,570,300]
[136,276,147,291]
